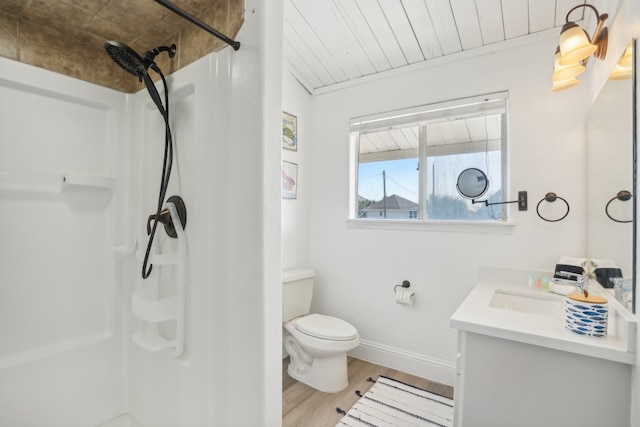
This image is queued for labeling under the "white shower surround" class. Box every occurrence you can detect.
[0,1,283,426]
[0,56,125,426]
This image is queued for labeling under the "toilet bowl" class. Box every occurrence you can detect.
[282,269,359,393]
[284,313,359,393]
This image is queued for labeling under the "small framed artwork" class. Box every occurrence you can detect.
[282,111,297,151]
[281,161,298,199]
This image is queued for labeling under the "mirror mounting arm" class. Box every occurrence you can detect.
[472,191,528,211]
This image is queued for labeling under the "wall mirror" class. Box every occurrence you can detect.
[456,168,489,199]
[455,167,528,211]
[586,39,636,313]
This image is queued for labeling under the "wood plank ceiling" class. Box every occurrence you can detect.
[284,0,596,95]
[358,114,502,160]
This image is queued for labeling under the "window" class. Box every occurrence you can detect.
[351,93,508,222]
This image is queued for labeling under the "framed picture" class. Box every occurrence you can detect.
[282,111,297,151]
[281,161,298,199]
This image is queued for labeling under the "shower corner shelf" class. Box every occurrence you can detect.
[132,291,177,322]
[132,331,174,353]
[131,200,186,359]
[62,172,115,190]
[0,172,115,192]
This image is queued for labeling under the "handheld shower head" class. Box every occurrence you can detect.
[104,41,148,81]
[104,41,177,81]
[104,41,176,117]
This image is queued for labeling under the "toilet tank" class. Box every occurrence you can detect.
[282,269,315,322]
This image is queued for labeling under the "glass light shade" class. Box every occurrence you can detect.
[551,77,580,92]
[619,43,633,68]
[552,51,585,81]
[558,23,596,65]
[609,64,632,80]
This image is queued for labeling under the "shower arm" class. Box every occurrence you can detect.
[153,0,240,51]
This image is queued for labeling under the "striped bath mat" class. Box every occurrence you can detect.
[336,376,454,427]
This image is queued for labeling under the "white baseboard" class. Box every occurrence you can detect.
[348,339,456,387]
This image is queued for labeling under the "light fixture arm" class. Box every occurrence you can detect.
[564,3,608,60]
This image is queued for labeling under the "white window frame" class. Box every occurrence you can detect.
[348,92,513,229]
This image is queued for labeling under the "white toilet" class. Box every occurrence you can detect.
[282,268,359,393]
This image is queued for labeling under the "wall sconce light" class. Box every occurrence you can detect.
[552,46,584,91]
[609,41,633,80]
[551,3,608,91]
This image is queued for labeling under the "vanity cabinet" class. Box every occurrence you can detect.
[454,331,631,427]
[450,268,636,427]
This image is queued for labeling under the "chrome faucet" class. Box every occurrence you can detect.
[555,271,589,296]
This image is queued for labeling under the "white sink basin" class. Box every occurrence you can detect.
[489,290,563,316]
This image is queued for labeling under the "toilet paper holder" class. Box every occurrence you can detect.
[393,280,413,293]
[394,280,415,305]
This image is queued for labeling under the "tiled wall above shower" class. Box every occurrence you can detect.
[0,0,244,93]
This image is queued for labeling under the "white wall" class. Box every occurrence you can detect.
[305,34,593,385]
[282,70,313,270]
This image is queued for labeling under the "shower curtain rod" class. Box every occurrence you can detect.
[153,0,241,51]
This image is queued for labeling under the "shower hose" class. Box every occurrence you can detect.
[142,69,173,279]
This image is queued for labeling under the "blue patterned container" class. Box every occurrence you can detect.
[565,293,608,337]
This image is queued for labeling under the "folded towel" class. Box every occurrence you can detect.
[594,267,623,288]
[584,259,623,288]
[553,264,584,281]
[553,257,588,282]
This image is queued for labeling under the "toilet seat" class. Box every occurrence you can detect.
[295,314,358,341]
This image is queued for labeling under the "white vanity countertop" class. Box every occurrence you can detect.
[450,269,636,365]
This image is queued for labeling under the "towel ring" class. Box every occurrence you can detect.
[605,190,632,223]
[536,192,569,222]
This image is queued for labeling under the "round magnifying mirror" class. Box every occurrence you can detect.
[457,168,489,199]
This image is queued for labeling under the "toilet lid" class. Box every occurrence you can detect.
[295,314,358,341]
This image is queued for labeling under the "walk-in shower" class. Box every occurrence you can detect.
[104,41,187,280]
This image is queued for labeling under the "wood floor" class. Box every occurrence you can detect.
[282,356,454,427]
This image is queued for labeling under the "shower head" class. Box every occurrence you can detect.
[104,41,177,81]
[104,41,177,117]
[104,41,148,81]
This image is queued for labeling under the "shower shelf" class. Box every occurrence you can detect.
[63,173,115,189]
[131,200,186,359]
[0,172,115,192]
[132,291,177,322]
[132,331,172,352]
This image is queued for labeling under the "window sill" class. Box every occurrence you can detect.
[346,219,516,234]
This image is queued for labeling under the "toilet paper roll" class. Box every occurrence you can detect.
[395,289,414,306]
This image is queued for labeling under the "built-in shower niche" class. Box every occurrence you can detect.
[131,201,186,359]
